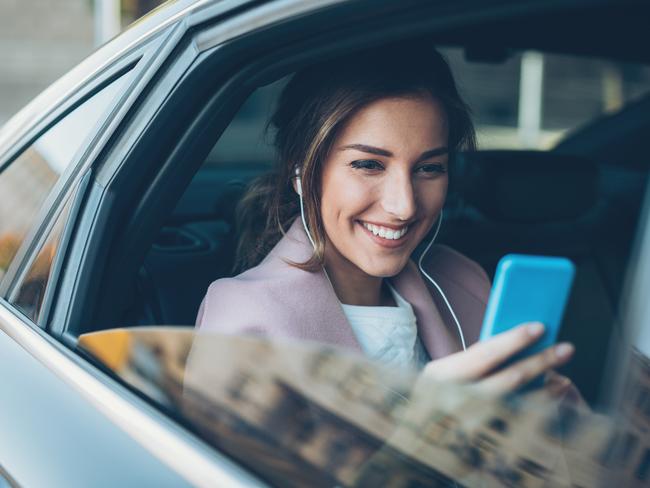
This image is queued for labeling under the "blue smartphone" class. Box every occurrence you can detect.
[480,254,576,365]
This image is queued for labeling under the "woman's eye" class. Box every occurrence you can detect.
[350,159,384,171]
[416,163,447,175]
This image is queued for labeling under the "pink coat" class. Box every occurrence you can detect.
[196,219,492,360]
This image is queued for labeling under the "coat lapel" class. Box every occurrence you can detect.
[269,220,362,351]
[391,261,461,359]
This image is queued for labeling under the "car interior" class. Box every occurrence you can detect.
[113,66,647,409]
[62,2,650,410]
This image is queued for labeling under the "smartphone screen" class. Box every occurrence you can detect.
[480,254,576,361]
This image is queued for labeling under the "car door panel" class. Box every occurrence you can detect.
[0,321,191,487]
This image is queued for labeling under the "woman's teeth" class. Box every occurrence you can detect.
[362,222,409,240]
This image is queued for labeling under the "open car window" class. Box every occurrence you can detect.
[69,14,650,485]
[78,328,650,487]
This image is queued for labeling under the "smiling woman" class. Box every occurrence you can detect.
[196,42,577,389]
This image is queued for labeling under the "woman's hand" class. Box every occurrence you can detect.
[544,370,590,411]
[422,322,575,395]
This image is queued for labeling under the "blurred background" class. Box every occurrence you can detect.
[0,0,164,126]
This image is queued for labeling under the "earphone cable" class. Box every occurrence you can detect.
[298,188,317,250]
[417,211,467,351]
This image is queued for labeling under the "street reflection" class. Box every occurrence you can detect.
[78,328,650,487]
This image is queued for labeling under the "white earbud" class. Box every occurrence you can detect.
[293,166,303,196]
[418,210,467,351]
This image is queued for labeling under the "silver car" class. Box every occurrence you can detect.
[1,0,649,486]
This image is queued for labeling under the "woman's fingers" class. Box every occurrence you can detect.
[545,371,590,410]
[545,370,573,397]
[478,342,575,394]
[420,322,580,397]
[424,322,546,382]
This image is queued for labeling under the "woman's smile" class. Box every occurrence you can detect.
[357,220,410,248]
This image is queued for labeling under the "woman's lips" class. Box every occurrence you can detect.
[357,220,411,249]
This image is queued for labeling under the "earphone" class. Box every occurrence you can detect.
[293,166,467,351]
[294,167,317,250]
[293,166,303,196]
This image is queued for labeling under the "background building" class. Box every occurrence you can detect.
[0,0,164,126]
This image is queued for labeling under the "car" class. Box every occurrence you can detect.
[0,0,649,486]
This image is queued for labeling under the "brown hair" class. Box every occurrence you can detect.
[234,43,476,273]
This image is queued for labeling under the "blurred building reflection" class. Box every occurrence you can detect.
[80,330,650,487]
[0,149,56,280]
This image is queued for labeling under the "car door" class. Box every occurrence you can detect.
[0,67,197,487]
[0,7,268,485]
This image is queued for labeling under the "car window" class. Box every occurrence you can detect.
[78,328,650,487]
[0,73,131,284]
[120,38,650,485]
[10,195,73,322]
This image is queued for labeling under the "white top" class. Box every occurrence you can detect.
[341,283,430,369]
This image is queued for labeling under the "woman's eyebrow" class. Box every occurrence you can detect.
[339,144,393,157]
[339,143,449,160]
[418,147,449,160]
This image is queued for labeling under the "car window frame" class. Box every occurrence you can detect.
[0,64,139,301]
[0,26,178,322]
[47,21,198,339]
[64,0,519,338]
[61,0,650,340]
[7,173,91,326]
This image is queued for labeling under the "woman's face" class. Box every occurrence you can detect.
[319,94,449,279]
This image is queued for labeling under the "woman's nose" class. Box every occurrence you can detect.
[380,174,417,221]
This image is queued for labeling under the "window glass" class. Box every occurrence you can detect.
[0,74,130,282]
[11,196,72,322]
[77,329,650,487]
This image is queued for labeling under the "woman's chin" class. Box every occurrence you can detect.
[359,258,410,278]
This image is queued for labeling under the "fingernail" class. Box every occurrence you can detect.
[528,322,545,336]
[555,343,574,359]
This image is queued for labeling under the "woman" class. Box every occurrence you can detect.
[197,43,576,394]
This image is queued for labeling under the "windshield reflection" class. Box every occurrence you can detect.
[78,328,649,487]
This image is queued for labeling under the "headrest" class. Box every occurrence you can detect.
[455,151,598,222]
